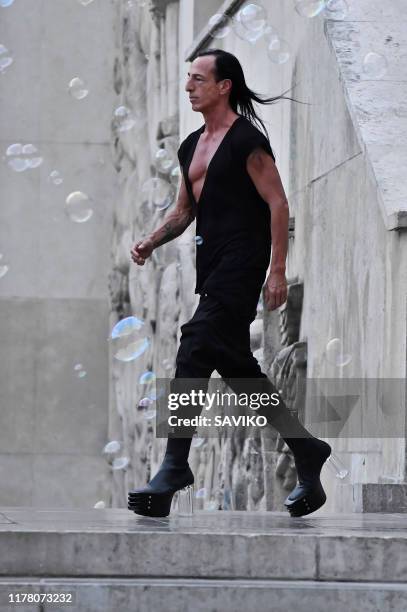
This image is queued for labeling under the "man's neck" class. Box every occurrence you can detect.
[201,107,240,136]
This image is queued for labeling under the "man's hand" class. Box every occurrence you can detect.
[264,271,287,311]
[130,237,154,265]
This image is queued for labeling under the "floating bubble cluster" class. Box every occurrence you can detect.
[195,235,203,246]
[65,191,93,223]
[0,44,13,73]
[5,143,43,172]
[68,77,89,100]
[110,316,150,362]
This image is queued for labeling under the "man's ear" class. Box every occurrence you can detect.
[220,78,232,96]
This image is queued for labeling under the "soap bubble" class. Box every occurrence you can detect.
[138,397,153,407]
[26,156,43,169]
[191,436,206,449]
[68,77,89,100]
[103,440,122,454]
[112,456,130,470]
[239,3,268,32]
[155,147,174,173]
[0,45,13,73]
[323,0,348,19]
[48,170,63,186]
[6,143,22,156]
[94,501,106,509]
[170,165,182,186]
[267,36,291,64]
[325,338,352,367]
[143,408,156,421]
[195,235,203,246]
[362,52,388,79]
[195,487,207,499]
[148,387,165,401]
[162,358,172,371]
[0,0,15,8]
[22,144,37,155]
[232,10,268,43]
[294,0,327,18]
[65,191,93,223]
[0,263,9,279]
[7,157,29,172]
[139,370,156,385]
[208,13,232,39]
[74,363,87,378]
[110,316,150,362]
[113,105,137,133]
[141,177,175,211]
[78,0,95,5]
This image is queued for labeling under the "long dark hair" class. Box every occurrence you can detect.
[195,48,308,139]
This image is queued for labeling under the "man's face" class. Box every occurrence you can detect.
[185,55,230,112]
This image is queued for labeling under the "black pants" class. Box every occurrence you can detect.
[167,291,285,438]
[165,292,312,454]
[174,293,265,381]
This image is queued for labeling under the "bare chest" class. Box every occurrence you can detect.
[188,132,229,188]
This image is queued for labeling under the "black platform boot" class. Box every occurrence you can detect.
[264,409,332,517]
[128,436,194,517]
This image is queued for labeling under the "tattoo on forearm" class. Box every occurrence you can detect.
[152,214,191,248]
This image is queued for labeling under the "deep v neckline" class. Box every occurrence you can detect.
[185,115,242,207]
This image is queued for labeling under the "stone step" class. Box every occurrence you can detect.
[1,508,407,585]
[0,577,407,612]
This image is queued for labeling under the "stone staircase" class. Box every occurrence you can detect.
[1,507,407,611]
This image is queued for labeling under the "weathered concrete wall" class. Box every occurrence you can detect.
[0,0,118,507]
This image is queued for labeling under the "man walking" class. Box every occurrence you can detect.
[128,50,331,518]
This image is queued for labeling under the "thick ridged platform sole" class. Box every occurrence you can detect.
[284,481,327,517]
[127,490,175,517]
[128,483,194,518]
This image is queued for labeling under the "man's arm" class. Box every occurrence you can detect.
[131,175,195,265]
[246,148,289,310]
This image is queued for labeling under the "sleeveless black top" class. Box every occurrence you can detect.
[177,115,275,323]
